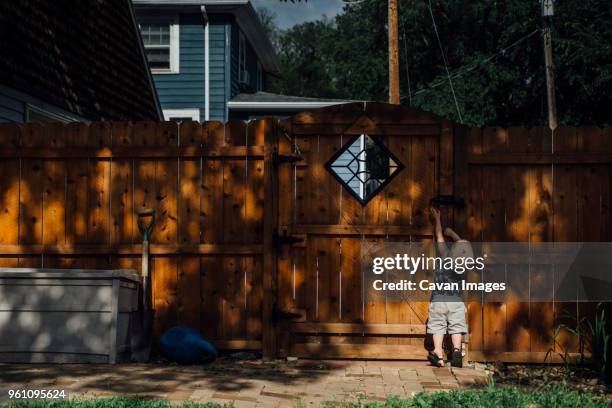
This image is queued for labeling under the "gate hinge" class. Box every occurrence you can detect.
[273,151,303,166]
[273,229,304,249]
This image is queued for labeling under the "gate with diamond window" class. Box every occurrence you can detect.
[270,102,457,359]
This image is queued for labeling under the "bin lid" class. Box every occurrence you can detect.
[0,268,140,282]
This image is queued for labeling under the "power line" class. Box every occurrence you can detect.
[402,28,542,99]
[426,0,463,122]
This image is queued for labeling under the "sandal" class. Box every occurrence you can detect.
[451,348,463,368]
[427,351,444,367]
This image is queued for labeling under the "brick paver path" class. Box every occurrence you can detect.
[0,359,490,407]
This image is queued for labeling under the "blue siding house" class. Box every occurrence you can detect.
[134,0,351,121]
[134,0,281,122]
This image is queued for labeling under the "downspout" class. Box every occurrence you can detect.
[201,5,210,121]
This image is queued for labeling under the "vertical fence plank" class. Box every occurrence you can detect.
[262,118,278,356]
[42,123,66,248]
[504,165,531,353]
[178,121,202,330]
[0,124,21,267]
[109,122,136,271]
[201,122,224,244]
[88,122,112,270]
[482,165,507,352]
[529,166,554,353]
[41,124,67,268]
[551,127,578,353]
[65,123,90,252]
[110,122,134,246]
[200,122,225,341]
[465,128,484,353]
[222,122,248,338]
[201,256,223,339]
[246,121,265,343]
[87,123,111,246]
[19,124,44,267]
[152,122,179,333]
[223,255,245,339]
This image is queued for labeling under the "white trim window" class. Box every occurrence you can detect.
[238,30,248,83]
[163,108,200,122]
[140,22,180,73]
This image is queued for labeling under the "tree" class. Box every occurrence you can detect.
[270,0,612,126]
[256,7,280,50]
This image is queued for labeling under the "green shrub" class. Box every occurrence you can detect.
[330,385,609,408]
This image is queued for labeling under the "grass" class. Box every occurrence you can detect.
[1,400,226,408]
[2,385,609,408]
[336,385,610,408]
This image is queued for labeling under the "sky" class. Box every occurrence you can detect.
[250,0,346,29]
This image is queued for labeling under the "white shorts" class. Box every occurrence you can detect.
[427,301,467,334]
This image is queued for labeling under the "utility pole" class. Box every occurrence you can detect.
[542,0,557,130]
[388,0,400,104]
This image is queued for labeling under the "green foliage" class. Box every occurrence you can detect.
[270,0,612,126]
[550,302,610,379]
[3,398,226,408]
[587,305,609,377]
[3,387,609,408]
[324,385,609,407]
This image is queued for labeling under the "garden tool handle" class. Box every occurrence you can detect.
[137,209,155,242]
[137,209,155,311]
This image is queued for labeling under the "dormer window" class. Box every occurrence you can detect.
[140,22,179,73]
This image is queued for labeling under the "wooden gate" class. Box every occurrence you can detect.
[272,103,453,359]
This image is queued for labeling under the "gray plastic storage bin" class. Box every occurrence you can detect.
[0,268,140,363]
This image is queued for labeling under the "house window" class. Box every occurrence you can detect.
[141,22,179,73]
[163,108,200,122]
[238,30,248,83]
[256,61,263,91]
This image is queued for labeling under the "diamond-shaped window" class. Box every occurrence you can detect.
[325,134,404,205]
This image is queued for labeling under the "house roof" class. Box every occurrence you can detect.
[0,0,162,121]
[228,92,355,111]
[133,0,280,73]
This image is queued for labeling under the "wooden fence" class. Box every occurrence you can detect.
[455,125,612,362]
[0,120,269,350]
[0,103,609,362]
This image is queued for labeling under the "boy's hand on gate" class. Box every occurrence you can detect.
[430,206,441,221]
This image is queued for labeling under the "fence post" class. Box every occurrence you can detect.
[262,118,279,357]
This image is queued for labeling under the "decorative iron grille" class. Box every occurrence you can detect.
[325,134,404,205]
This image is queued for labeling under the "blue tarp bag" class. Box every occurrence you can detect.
[159,326,218,364]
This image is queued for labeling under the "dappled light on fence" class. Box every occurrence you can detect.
[0,102,610,362]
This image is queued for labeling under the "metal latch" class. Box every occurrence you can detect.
[273,228,304,249]
[273,151,303,166]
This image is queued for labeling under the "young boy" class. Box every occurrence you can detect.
[427,207,472,368]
